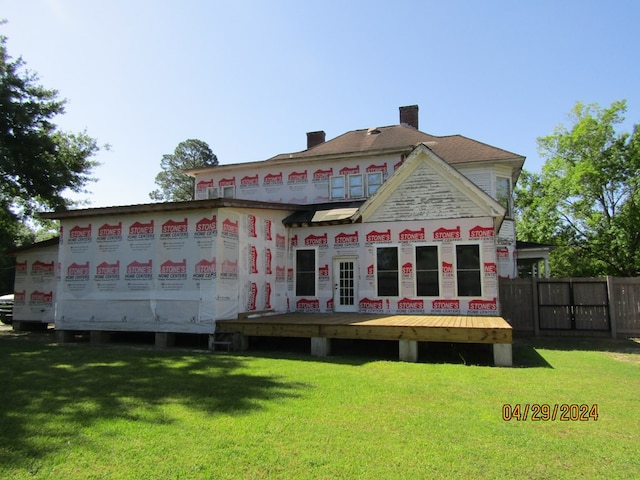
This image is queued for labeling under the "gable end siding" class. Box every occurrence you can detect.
[366,166,487,222]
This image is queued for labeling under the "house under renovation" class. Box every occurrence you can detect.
[13,106,524,365]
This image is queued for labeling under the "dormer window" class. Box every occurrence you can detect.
[207,186,235,199]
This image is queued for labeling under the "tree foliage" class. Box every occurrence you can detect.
[0,28,101,292]
[515,100,640,277]
[149,139,218,202]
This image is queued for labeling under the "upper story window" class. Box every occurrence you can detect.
[330,172,384,200]
[208,187,235,199]
[367,172,383,195]
[496,176,512,217]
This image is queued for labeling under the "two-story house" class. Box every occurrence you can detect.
[18,105,521,364]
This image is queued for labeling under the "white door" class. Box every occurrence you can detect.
[333,257,358,312]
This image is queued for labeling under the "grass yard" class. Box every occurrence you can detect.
[0,329,639,479]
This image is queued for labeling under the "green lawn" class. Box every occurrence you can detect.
[0,330,638,479]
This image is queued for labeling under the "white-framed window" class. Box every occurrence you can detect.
[207,186,235,199]
[348,174,364,198]
[376,246,399,297]
[496,176,512,217]
[415,245,439,296]
[295,248,316,296]
[367,172,383,195]
[330,176,345,199]
[456,244,482,297]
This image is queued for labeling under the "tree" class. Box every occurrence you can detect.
[0,28,101,292]
[149,139,218,202]
[515,100,640,277]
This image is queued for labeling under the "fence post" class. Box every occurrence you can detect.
[607,276,617,339]
[532,276,540,337]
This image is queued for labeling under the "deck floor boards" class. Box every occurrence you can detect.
[218,312,512,344]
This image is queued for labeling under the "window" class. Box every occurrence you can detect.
[330,176,345,199]
[377,247,399,296]
[416,246,439,296]
[295,249,316,296]
[456,244,481,296]
[348,174,363,198]
[496,176,512,217]
[207,186,235,199]
[367,172,383,195]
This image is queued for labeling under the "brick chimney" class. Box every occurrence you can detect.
[306,130,326,149]
[399,105,419,129]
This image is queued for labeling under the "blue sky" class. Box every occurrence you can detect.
[2,0,638,208]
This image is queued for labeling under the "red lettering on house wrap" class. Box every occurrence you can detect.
[31,260,55,274]
[468,298,498,311]
[222,218,239,235]
[305,233,328,246]
[129,220,154,235]
[359,298,383,310]
[98,222,122,237]
[127,260,152,275]
[288,170,308,183]
[96,261,120,275]
[339,165,360,175]
[335,231,358,244]
[196,179,214,191]
[398,298,424,310]
[366,162,387,174]
[196,216,216,232]
[313,168,333,181]
[402,263,413,275]
[433,226,461,240]
[240,174,259,186]
[67,262,90,276]
[366,229,391,243]
[432,299,460,310]
[399,227,425,241]
[195,258,216,274]
[161,259,187,274]
[263,172,283,184]
[219,177,235,187]
[70,224,91,238]
[484,263,497,274]
[162,218,188,233]
[497,247,509,258]
[469,225,494,238]
[442,262,453,274]
[15,261,27,274]
[297,299,320,310]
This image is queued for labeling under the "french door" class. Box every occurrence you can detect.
[333,257,358,312]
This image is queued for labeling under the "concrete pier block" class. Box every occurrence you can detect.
[493,343,513,367]
[90,330,111,345]
[155,332,175,348]
[311,337,331,357]
[55,330,75,343]
[399,340,418,362]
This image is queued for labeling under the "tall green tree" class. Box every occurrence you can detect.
[149,139,218,202]
[515,100,640,277]
[0,28,101,292]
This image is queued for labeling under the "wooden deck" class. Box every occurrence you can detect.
[216,312,513,365]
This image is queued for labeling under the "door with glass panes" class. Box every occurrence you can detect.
[333,257,358,312]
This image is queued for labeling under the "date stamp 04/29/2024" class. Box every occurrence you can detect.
[502,404,599,422]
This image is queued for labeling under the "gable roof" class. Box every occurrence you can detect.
[354,143,507,230]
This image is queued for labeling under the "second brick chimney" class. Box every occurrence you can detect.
[306,130,326,149]
[399,105,419,129]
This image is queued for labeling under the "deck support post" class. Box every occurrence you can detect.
[493,343,512,367]
[311,337,331,357]
[90,330,110,345]
[155,332,175,348]
[234,333,249,351]
[55,330,75,343]
[399,340,418,362]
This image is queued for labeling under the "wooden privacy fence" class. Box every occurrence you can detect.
[499,277,640,338]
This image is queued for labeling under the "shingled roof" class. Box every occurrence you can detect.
[267,124,523,165]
